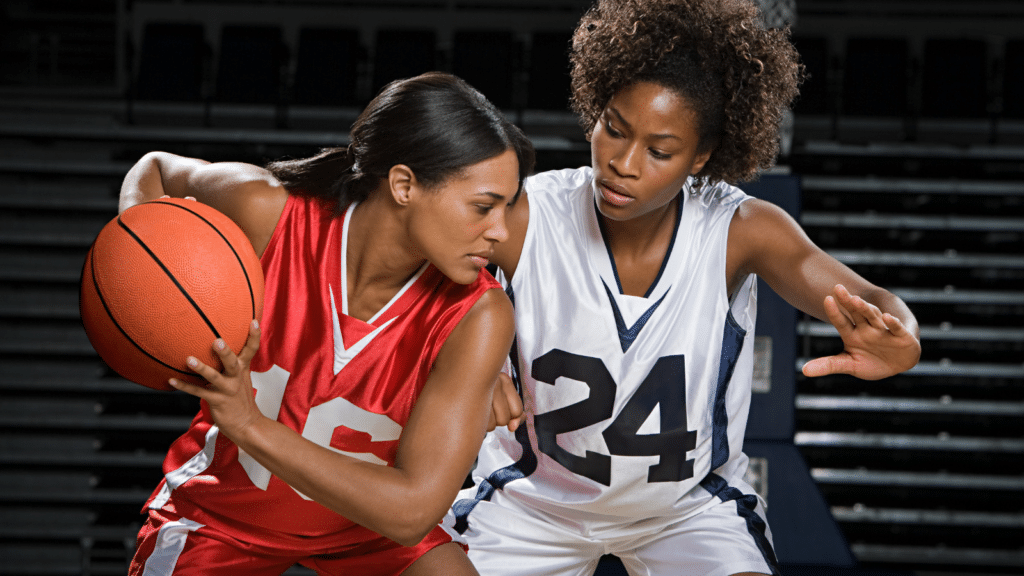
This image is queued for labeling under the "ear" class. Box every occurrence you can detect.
[387,164,417,206]
[690,149,713,176]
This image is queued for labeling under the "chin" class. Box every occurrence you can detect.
[595,198,635,221]
[437,264,479,285]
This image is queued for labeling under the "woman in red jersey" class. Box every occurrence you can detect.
[120,72,534,576]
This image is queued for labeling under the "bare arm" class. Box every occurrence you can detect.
[172,288,515,546]
[728,199,921,380]
[119,151,288,257]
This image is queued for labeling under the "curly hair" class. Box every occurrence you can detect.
[570,0,803,186]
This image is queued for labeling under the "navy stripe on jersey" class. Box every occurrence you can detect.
[596,193,683,297]
[602,280,668,353]
[452,423,537,534]
[700,473,781,575]
[711,310,746,470]
[505,282,523,395]
[452,284,537,534]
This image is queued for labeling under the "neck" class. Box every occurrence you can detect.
[599,195,680,257]
[344,191,425,315]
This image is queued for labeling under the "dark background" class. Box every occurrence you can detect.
[0,1,1021,575]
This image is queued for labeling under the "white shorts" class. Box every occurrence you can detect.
[446,473,779,576]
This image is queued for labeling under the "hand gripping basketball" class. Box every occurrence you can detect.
[169,320,264,441]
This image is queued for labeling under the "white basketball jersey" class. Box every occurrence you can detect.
[457,166,758,529]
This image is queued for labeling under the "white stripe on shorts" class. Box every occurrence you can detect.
[141,517,204,576]
[150,426,220,509]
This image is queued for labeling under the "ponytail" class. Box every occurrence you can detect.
[265,145,371,212]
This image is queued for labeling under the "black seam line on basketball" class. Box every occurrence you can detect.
[152,199,257,319]
[89,243,193,376]
[116,215,223,340]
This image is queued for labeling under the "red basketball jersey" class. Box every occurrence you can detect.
[142,194,500,553]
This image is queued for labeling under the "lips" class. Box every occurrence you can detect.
[597,180,633,207]
[468,253,490,269]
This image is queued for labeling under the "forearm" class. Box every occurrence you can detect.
[233,415,456,546]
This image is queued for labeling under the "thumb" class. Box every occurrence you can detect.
[801,354,854,378]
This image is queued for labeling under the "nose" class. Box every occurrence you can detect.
[484,208,510,243]
[608,141,641,178]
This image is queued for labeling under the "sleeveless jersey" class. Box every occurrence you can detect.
[456,166,758,529]
[144,194,500,553]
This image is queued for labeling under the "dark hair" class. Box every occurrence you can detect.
[267,72,535,211]
[570,0,803,186]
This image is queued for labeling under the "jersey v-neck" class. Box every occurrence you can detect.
[596,192,684,298]
[329,202,427,350]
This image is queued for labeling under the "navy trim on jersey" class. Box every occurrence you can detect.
[602,280,669,353]
[700,473,781,575]
[711,310,747,470]
[452,284,538,534]
[505,283,523,394]
[452,422,537,534]
[595,192,684,298]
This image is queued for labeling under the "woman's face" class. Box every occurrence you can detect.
[590,81,711,223]
[407,149,520,284]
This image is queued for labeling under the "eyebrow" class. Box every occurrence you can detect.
[608,107,682,142]
[476,191,508,201]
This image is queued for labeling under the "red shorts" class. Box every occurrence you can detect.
[129,508,463,576]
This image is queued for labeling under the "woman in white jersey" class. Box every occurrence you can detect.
[447,1,921,575]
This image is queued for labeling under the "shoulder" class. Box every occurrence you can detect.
[730,196,800,240]
[523,166,592,219]
[696,179,750,213]
[492,167,591,278]
[467,285,513,322]
[438,285,514,362]
[526,166,592,196]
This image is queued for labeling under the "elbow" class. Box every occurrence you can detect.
[380,507,446,547]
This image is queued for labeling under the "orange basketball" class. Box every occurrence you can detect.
[80,198,265,391]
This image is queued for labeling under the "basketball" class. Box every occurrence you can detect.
[80,198,265,391]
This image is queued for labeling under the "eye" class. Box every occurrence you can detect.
[649,149,671,160]
[605,120,623,138]
[475,204,494,215]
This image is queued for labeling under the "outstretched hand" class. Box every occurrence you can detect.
[801,284,921,380]
[487,372,525,432]
[169,320,264,441]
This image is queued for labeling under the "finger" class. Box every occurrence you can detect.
[501,376,524,420]
[486,411,497,433]
[211,339,241,376]
[846,293,887,330]
[168,377,209,398]
[801,353,854,378]
[237,320,261,365]
[830,284,868,326]
[187,355,223,384]
[490,390,511,428]
[184,196,197,202]
[882,313,907,336]
[822,295,854,334]
[507,412,526,433]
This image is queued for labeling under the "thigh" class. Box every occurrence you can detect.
[618,493,778,576]
[129,509,297,576]
[452,493,603,576]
